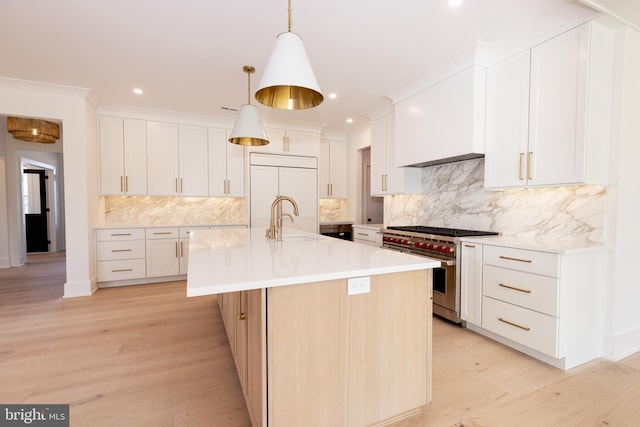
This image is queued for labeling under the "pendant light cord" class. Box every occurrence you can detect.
[247,71,251,104]
[287,0,292,32]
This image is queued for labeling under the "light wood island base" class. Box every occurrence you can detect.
[218,270,432,427]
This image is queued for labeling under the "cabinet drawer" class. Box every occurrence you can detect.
[97,240,145,261]
[179,226,210,238]
[482,296,559,358]
[483,265,559,316]
[484,245,559,277]
[96,228,145,241]
[352,227,378,244]
[97,259,146,281]
[146,227,179,239]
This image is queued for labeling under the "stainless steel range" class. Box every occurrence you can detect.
[382,226,498,324]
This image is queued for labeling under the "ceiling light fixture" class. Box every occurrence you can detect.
[7,117,60,144]
[133,88,143,95]
[228,65,270,146]
[255,0,323,110]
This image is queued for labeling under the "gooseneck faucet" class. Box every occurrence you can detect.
[267,195,300,241]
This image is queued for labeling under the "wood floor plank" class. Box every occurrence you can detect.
[2,252,639,427]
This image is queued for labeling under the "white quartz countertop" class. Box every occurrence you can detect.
[459,235,607,254]
[186,228,440,297]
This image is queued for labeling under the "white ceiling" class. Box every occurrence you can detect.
[0,0,600,134]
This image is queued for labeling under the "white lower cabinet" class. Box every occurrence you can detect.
[352,225,381,247]
[96,228,146,282]
[97,225,246,287]
[459,242,483,327]
[145,227,181,277]
[460,240,605,370]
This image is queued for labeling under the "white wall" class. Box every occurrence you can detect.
[346,121,372,224]
[0,78,98,297]
[603,26,640,360]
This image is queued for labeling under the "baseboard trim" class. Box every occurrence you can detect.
[63,279,95,298]
[602,327,640,361]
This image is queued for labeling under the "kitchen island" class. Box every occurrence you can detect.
[187,228,439,427]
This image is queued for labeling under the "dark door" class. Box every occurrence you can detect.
[24,169,49,253]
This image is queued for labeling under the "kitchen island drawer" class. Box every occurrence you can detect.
[97,259,146,281]
[96,228,145,241]
[97,240,145,261]
[483,245,559,277]
[482,296,559,358]
[483,265,559,316]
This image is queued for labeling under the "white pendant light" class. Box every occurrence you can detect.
[255,0,323,110]
[228,65,270,146]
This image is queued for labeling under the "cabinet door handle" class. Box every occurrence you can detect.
[464,244,476,248]
[175,242,179,258]
[180,241,184,258]
[499,255,532,263]
[112,268,133,273]
[498,317,531,331]
[357,232,369,236]
[527,152,533,180]
[180,178,183,193]
[238,292,246,320]
[381,175,385,192]
[125,176,129,192]
[330,183,333,196]
[499,283,532,294]
[111,233,132,237]
[175,178,179,194]
[120,176,124,192]
[519,153,524,181]
[111,249,132,253]
[153,232,172,235]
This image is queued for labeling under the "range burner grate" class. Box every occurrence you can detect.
[386,226,498,238]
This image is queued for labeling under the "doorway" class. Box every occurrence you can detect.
[23,168,50,253]
[360,147,383,224]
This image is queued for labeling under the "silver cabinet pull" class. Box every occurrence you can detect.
[111,249,132,253]
[112,268,133,273]
[464,244,476,248]
[527,152,533,180]
[111,233,132,237]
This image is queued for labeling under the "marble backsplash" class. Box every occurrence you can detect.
[385,158,606,243]
[319,198,348,222]
[103,196,247,226]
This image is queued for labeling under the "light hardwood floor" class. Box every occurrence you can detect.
[1,252,639,426]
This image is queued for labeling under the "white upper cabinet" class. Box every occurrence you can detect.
[370,113,421,196]
[484,51,532,187]
[99,116,147,195]
[393,65,486,167]
[178,125,209,196]
[147,122,208,196]
[147,121,180,195]
[251,128,320,157]
[209,127,245,197]
[485,22,613,188]
[319,138,348,198]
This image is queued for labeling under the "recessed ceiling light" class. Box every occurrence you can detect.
[346,118,353,124]
[133,88,143,95]
[448,0,463,7]
[329,93,337,100]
